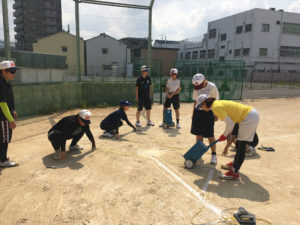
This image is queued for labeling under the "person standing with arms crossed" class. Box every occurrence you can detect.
[135,65,154,127]
[191,73,219,164]
[0,61,19,167]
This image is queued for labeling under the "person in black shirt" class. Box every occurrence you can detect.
[135,65,154,127]
[0,61,19,167]
[48,110,96,160]
[100,100,136,139]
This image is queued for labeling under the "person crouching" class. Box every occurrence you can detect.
[100,100,136,140]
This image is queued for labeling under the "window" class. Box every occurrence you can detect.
[280,46,300,57]
[192,51,198,59]
[102,48,108,54]
[245,24,252,32]
[234,49,241,57]
[208,49,215,58]
[220,33,227,41]
[180,53,183,59]
[243,48,250,56]
[259,48,268,56]
[221,45,225,49]
[219,56,225,61]
[229,50,232,54]
[236,26,243,34]
[262,24,270,32]
[282,22,300,35]
[199,50,206,59]
[186,52,191,60]
[209,28,216,39]
[61,46,67,52]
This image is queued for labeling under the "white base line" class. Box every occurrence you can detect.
[202,168,215,193]
[150,156,222,217]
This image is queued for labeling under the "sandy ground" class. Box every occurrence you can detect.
[1,98,300,225]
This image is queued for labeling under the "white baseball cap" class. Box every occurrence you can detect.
[0,61,19,70]
[195,94,209,109]
[141,65,149,72]
[79,109,92,124]
[192,73,205,86]
[169,68,178,75]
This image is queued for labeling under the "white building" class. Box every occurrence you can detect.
[178,8,300,74]
[85,33,131,76]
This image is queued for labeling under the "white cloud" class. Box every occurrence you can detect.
[288,0,300,12]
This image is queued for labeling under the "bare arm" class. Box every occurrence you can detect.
[135,87,139,101]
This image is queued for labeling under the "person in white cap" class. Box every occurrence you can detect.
[0,61,19,167]
[191,73,219,164]
[48,110,96,160]
[160,68,181,128]
[135,65,155,127]
[196,94,260,180]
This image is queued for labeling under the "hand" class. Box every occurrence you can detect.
[13,111,18,119]
[218,134,227,142]
[9,121,16,129]
[168,94,173,99]
[222,148,228,156]
[92,145,97,151]
[115,134,120,140]
[214,116,218,121]
[60,151,66,159]
[133,127,137,131]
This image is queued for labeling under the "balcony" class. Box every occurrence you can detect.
[14,15,24,24]
[13,9,22,17]
[13,1,22,10]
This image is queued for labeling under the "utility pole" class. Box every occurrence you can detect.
[75,0,81,81]
[2,0,11,59]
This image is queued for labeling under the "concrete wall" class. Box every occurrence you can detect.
[15,67,65,83]
[13,82,154,117]
[252,72,300,82]
[33,32,85,75]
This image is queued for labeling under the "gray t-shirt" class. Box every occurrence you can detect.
[167,78,180,93]
[192,81,219,101]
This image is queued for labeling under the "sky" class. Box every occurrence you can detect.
[1,0,300,43]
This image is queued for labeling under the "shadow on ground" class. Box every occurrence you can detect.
[42,149,94,170]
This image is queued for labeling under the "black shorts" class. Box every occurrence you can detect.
[138,96,152,111]
[0,120,12,143]
[164,94,180,110]
[191,109,215,138]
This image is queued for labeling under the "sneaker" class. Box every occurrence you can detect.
[53,149,61,160]
[69,145,83,151]
[221,161,234,170]
[219,169,240,180]
[147,120,155,126]
[246,146,256,157]
[176,123,181,129]
[103,132,114,138]
[210,154,217,164]
[159,122,164,127]
[136,121,141,127]
[0,159,18,167]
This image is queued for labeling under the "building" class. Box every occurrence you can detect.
[153,40,180,49]
[13,0,62,51]
[141,48,178,76]
[178,8,300,74]
[119,37,148,60]
[85,33,131,76]
[33,32,85,75]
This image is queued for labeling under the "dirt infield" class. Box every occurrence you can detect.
[1,98,300,225]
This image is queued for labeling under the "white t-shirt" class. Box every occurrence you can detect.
[167,78,180,93]
[192,81,219,101]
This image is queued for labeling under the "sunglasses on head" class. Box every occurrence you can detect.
[5,68,17,74]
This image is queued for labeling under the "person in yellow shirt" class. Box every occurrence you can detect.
[196,94,259,180]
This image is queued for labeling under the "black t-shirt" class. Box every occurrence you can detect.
[136,76,151,97]
[49,115,95,143]
[0,76,15,121]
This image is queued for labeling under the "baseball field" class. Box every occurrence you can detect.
[0,98,300,225]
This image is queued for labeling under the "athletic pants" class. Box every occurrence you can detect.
[0,120,12,162]
[48,130,84,152]
[100,121,123,133]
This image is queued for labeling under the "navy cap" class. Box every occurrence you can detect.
[120,100,132,106]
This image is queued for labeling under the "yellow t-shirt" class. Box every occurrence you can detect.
[212,100,253,123]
